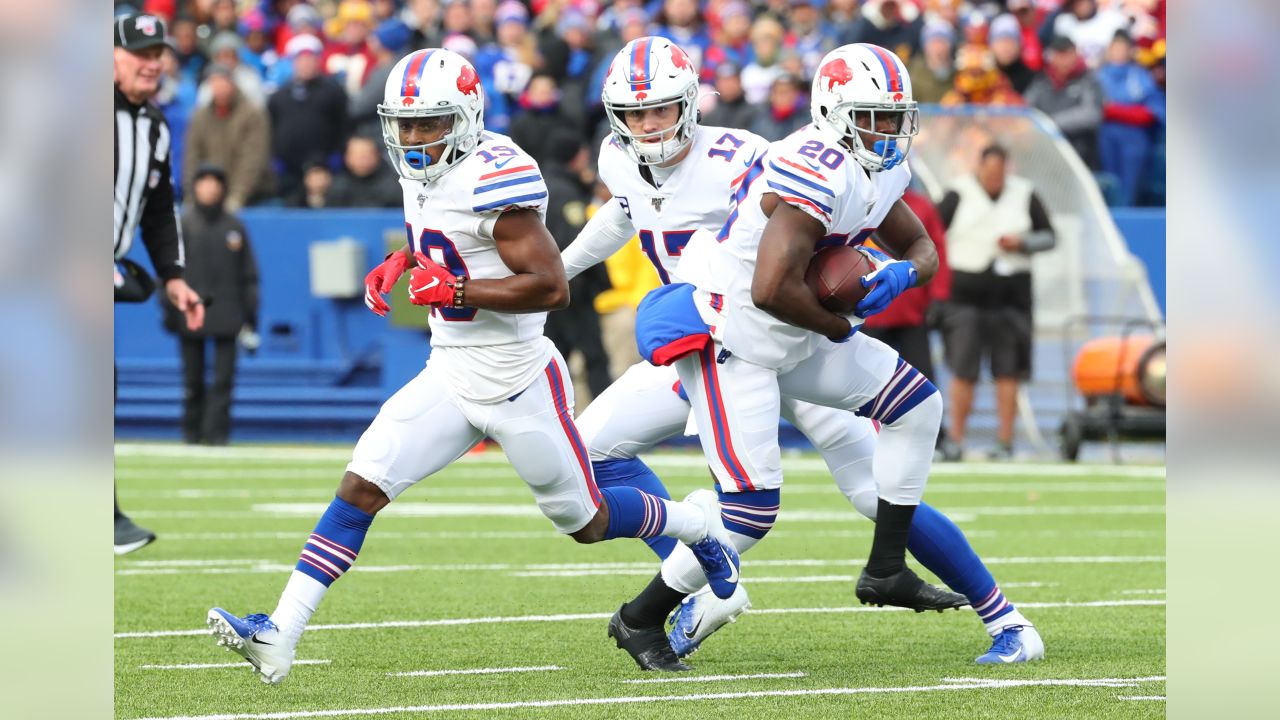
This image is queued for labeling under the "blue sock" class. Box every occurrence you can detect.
[593,458,676,558]
[294,496,374,587]
[599,486,668,542]
[906,502,1014,624]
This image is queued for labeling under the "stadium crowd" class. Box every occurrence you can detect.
[119,0,1166,211]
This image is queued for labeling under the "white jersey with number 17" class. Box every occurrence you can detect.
[596,125,769,287]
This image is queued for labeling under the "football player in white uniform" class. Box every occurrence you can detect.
[575,39,1042,668]
[204,48,744,684]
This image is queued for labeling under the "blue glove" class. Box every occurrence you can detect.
[856,258,917,317]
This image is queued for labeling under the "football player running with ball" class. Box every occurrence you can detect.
[569,39,1043,669]
[204,48,742,685]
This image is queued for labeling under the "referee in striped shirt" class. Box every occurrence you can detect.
[114,12,204,554]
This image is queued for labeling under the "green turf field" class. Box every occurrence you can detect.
[114,443,1165,719]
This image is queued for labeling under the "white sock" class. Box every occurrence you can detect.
[269,571,327,647]
[986,608,1032,637]
[658,498,708,544]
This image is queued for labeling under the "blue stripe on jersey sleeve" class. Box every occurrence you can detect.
[767,161,835,198]
[472,190,549,213]
[765,181,834,215]
[473,174,542,195]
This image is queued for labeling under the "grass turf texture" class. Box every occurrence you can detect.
[115,444,1165,719]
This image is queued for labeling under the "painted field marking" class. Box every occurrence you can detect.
[388,665,561,678]
[1121,589,1166,595]
[114,443,1164,478]
[118,555,1165,578]
[623,672,807,684]
[115,599,1165,639]
[1118,696,1166,701]
[140,660,330,671]
[129,675,1166,720]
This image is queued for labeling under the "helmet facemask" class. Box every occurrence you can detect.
[605,90,698,167]
[821,102,919,172]
[377,104,481,182]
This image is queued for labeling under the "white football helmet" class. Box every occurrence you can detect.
[378,48,485,182]
[601,36,699,166]
[810,43,919,172]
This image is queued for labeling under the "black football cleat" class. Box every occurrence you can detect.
[855,567,969,613]
[608,605,691,671]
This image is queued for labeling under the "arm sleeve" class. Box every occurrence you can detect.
[1021,192,1057,253]
[560,197,635,281]
[139,144,186,281]
[936,190,960,229]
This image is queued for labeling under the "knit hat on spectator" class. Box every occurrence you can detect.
[556,9,590,37]
[495,0,529,26]
[1047,34,1076,53]
[989,14,1021,44]
[285,33,324,58]
[546,129,585,166]
[719,1,750,21]
[921,18,955,46]
[617,7,649,30]
[287,3,324,32]
[115,12,175,51]
[192,162,228,187]
[239,8,274,35]
[715,60,742,78]
[208,31,243,57]
[205,63,234,79]
[372,18,412,53]
[328,0,374,38]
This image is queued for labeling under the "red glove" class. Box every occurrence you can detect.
[364,251,411,317]
[408,252,458,307]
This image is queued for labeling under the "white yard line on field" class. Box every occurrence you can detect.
[1117,696,1166,701]
[123,503,1163,522]
[129,675,1167,720]
[623,672,807,684]
[114,443,1165,478]
[114,599,1164,639]
[388,665,561,678]
[140,660,330,671]
[117,554,1165,578]
[1120,589,1166,594]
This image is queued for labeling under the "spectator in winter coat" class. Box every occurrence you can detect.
[268,34,349,199]
[741,15,787,105]
[942,44,1023,107]
[702,1,753,82]
[750,74,809,141]
[1006,0,1043,72]
[184,65,273,212]
[1052,0,1129,69]
[990,14,1035,95]
[906,18,955,104]
[1024,36,1103,169]
[199,31,267,109]
[844,0,923,61]
[702,61,758,131]
[326,135,403,208]
[787,0,839,76]
[509,73,582,168]
[349,18,414,137]
[163,164,260,446]
[1097,30,1164,206]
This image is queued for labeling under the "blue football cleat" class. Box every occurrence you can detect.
[207,608,295,683]
[683,490,741,600]
[668,584,751,658]
[975,625,1045,664]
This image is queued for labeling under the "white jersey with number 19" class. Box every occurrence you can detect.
[401,131,553,403]
[715,123,912,369]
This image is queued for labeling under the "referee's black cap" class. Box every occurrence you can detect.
[114,13,176,52]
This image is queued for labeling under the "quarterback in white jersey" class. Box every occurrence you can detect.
[586,40,1042,668]
[205,49,747,684]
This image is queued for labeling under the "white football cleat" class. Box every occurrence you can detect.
[667,584,751,658]
[682,489,742,600]
[207,608,295,684]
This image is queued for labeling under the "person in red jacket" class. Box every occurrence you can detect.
[862,187,961,461]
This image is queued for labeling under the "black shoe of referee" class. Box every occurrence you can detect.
[856,567,968,613]
[608,606,690,671]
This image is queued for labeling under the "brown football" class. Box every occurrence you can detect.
[804,246,874,314]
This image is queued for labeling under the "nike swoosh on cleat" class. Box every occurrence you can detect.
[250,635,275,646]
[683,617,703,640]
[411,277,440,294]
[997,647,1023,663]
[721,547,738,583]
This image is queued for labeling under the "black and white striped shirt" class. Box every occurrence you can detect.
[114,86,185,280]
